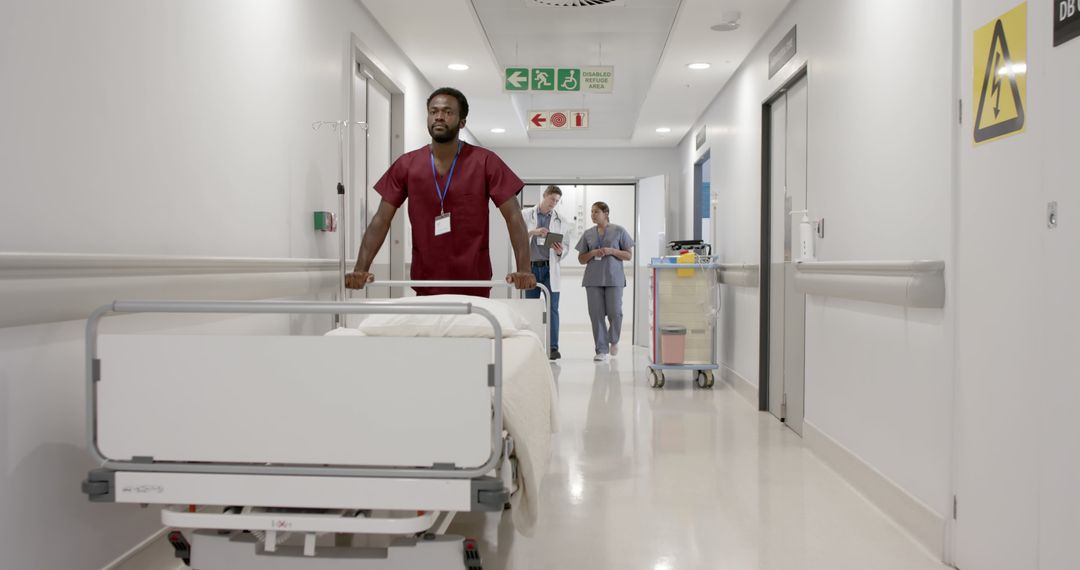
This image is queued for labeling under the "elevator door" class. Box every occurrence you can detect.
[766,75,808,435]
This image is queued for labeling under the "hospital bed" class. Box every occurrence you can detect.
[81,282,555,570]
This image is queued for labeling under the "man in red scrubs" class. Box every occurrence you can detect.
[344,87,535,297]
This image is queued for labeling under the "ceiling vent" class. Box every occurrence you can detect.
[526,0,625,7]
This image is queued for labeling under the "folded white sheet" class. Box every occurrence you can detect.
[498,331,558,536]
[350,295,530,338]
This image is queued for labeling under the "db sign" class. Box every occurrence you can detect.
[1057,0,1080,46]
[527,110,589,130]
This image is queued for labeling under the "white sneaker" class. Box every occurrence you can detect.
[593,353,609,362]
[610,343,619,356]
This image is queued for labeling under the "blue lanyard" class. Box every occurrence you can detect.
[430,142,462,214]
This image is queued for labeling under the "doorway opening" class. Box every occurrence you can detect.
[519,182,638,346]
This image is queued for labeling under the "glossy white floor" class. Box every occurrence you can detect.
[121,332,948,570]
[448,332,950,570]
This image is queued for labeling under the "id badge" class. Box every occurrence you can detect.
[434,212,451,236]
[537,235,546,246]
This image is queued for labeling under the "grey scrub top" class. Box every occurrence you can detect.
[575,224,635,287]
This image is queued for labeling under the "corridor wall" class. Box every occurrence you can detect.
[677,0,956,555]
[953,1,1080,568]
[0,0,435,567]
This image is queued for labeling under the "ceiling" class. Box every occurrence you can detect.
[360,0,791,148]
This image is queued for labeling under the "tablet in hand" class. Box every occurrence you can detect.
[540,232,563,249]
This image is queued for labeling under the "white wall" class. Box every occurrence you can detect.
[678,0,956,527]
[0,0,434,259]
[0,0,434,567]
[953,1,1080,568]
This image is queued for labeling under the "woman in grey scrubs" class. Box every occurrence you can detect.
[575,201,635,362]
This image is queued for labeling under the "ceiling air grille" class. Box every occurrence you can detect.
[527,0,625,7]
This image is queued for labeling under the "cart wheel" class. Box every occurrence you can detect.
[694,370,708,389]
[648,368,660,388]
[463,538,482,569]
[656,371,665,388]
[705,370,715,388]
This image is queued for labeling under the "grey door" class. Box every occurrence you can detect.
[350,59,398,299]
[766,75,808,435]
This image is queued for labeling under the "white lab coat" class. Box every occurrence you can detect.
[522,205,569,292]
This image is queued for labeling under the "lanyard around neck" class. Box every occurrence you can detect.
[430,142,462,214]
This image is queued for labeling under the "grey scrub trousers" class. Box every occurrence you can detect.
[575,224,635,355]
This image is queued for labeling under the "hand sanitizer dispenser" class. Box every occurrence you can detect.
[789,210,815,261]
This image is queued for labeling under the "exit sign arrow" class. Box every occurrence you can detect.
[505,67,529,91]
[530,113,547,127]
[507,70,527,89]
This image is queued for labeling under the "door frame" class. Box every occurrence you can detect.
[348,35,406,288]
[758,66,808,413]
[693,151,711,242]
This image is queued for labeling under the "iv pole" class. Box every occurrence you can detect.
[312,119,367,327]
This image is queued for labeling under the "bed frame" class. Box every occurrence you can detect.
[81,282,550,569]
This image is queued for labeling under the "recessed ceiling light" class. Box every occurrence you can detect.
[447,63,469,71]
[687,63,711,70]
[656,127,671,133]
[490,127,506,133]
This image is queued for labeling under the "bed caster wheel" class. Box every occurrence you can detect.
[166,530,191,567]
[463,538,482,569]
[648,369,665,388]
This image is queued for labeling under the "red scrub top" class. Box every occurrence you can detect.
[373,142,523,297]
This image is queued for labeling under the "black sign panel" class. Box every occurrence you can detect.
[769,26,797,79]
[1056,0,1080,46]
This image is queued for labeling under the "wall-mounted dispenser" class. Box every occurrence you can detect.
[314,211,337,232]
[789,210,815,261]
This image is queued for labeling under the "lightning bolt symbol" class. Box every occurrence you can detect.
[990,51,1002,119]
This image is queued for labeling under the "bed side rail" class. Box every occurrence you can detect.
[85,299,504,481]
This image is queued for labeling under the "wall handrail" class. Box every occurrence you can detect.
[717,263,759,287]
[0,252,338,279]
[0,252,341,328]
[793,260,945,308]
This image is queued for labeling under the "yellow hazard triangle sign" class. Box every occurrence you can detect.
[973,3,1027,144]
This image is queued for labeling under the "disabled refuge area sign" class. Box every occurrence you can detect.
[504,66,614,94]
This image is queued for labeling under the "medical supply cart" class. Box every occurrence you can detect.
[647,256,721,389]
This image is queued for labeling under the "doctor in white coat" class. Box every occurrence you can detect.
[523,185,568,360]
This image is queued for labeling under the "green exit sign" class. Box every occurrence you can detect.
[503,66,613,94]
[530,68,555,91]
[557,68,580,91]
[505,68,529,91]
